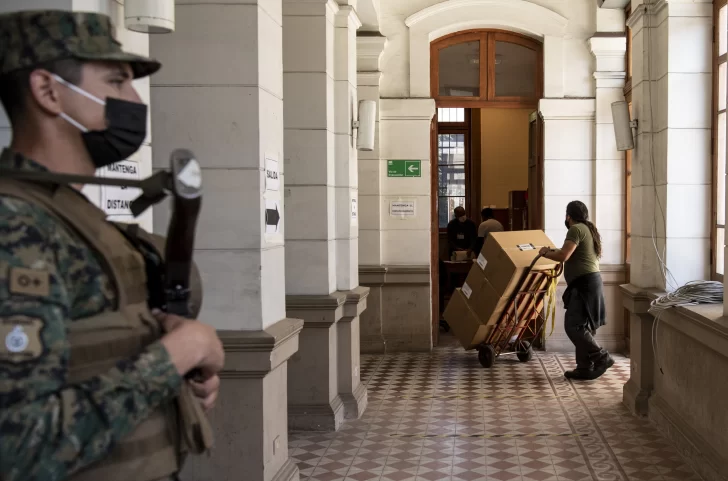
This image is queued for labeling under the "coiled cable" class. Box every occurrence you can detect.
[648,280,724,373]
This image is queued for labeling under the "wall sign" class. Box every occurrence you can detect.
[351,198,358,220]
[101,160,141,217]
[389,200,416,217]
[265,156,280,192]
[263,153,283,242]
[387,160,421,178]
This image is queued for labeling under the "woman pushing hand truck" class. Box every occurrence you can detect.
[538,201,614,380]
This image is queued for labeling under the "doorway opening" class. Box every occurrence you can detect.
[430,29,544,346]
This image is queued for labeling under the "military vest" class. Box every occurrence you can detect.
[0,178,213,481]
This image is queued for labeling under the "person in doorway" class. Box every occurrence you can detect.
[474,207,504,255]
[539,201,613,380]
[447,206,477,257]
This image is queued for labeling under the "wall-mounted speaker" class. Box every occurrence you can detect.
[125,0,175,34]
[355,100,377,152]
[611,101,636,151]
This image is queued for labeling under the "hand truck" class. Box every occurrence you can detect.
[476,253,563,368]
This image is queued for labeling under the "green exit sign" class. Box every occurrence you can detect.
[387,160,421,178]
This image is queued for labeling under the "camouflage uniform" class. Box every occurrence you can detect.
[0,11,180,481]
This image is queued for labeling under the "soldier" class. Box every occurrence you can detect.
[0,10,224,481]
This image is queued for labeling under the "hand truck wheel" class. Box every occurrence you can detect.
[478,344,496,368]
[439,320,450,332]
[516,340,533,363]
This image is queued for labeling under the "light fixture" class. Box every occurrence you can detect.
[125,0,175,34]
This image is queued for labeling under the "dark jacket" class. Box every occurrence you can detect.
[446,218,477,254]
[562,272,606,331]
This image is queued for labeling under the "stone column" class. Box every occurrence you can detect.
[283,0,343,432]
[375,98,435,352]
[283,0,367,431]
[357,34,387,353]
[150,2,302,480]
[333,4,369,421]
[589,34,627,266]
[621,286,656,416]
[628,1,712,290]
[622,0,712,418]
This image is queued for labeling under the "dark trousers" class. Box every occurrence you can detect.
[564,291,607,369]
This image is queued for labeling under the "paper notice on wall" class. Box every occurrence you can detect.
[265,155,280,192]
[462,283,472,299]
[477,253,487,270]
[389,200,416,217]
[100,160,141,217]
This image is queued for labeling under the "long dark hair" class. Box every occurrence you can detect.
[566,201,602,258]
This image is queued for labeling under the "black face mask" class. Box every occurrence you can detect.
[81,98,147,168]
[54,74,147,168]
[565,219,570,229]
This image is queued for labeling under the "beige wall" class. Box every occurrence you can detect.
[480,108,531,208]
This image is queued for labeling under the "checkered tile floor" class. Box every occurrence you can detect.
[289,337,701,481]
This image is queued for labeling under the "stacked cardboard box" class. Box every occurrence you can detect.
[444,230,559,350]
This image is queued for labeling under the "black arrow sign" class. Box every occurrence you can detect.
[266,204,280,230]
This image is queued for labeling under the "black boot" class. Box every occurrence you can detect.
[564,368,593,380]
[590,354,614,379]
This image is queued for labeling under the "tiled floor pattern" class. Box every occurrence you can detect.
[289,341,701,481]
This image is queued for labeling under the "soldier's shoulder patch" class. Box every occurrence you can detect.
[0,316,45,364]
[9,267,50,297]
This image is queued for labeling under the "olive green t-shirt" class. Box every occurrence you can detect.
[564,223,600,284]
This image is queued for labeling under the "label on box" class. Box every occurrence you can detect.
[462,283,472,299]
[476,253,487,270]
[517,243,535,251]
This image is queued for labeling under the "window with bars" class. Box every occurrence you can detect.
[437,108,470,229]
[714,0,727,279]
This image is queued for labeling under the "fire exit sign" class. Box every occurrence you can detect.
[387,160,421,178]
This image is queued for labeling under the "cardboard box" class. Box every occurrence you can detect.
[480,230,559,297]
[461,265,510,328]
[443,289,493,350]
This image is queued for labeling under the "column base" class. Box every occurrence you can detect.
[622,378,650,416]
[289,395,346,431]
[180,318,302,481]
[287,293,347,432]
[272,458,300,481]
[339,287,370,420]
[341,382,368,420]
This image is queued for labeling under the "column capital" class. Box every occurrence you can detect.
[335,5,362,29]
[593,70,626,89]
[283,0,340,17]
[357,34,386,72]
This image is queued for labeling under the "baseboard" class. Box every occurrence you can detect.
[341,382,368,420]
[649,394,728,481]
[271,457,300,481]
[288,394,346,432]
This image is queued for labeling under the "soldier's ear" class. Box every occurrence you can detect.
[27,69,63,116]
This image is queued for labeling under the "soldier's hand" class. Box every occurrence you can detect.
[155,312,225,378]
[189,375,221,411]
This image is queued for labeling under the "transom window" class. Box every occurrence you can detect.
[431,30,542,107]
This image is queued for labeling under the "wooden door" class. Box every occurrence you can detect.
[527,111,544,230]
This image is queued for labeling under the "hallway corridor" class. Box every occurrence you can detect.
[290,341,701,481]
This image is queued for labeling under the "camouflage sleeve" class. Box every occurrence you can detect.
[0,197,182,481]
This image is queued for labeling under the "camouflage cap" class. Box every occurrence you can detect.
[0,10,161,79]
